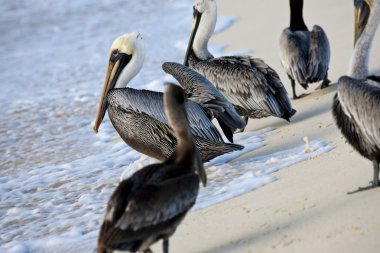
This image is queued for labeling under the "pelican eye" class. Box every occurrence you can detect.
[110,49,121,62]
[112,49,119,56]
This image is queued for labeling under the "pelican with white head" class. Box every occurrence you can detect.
[93,32,145,133]
[184,0,217,65]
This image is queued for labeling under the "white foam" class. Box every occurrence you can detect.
[1,126,333,252]
[194,138,334,210]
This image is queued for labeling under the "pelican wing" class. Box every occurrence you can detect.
[307,25,330,82]
[162,62,245,134]
[115,172,199,231]
[337,76,380,148]
[98,166,198,248]
[279,28,309,87]
[98,172,142,248]
[193,56,294,118]
[108,88,223,143]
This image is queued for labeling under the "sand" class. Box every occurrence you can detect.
[153,0,380,252]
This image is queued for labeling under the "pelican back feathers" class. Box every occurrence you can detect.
[97,159,200,253]
[107,88,243,162]
[162,62,245,137]
[307,25,331,83]
[188,53,296,120]
[280,25,330,87]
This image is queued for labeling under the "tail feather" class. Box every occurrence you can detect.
[195,136,244,162]
[282,108,297,122]
[213,103,246,130]
[217,118,234,143]
[224,107,246,129]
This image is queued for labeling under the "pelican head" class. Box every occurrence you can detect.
[93,32,145,133]
[193,0,207,13]
[193,0,217,14]
[184,0,217,65]
[354,0,372,45]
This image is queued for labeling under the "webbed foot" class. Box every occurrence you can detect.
[292,93,309,100]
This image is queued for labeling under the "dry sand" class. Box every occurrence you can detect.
[156,0,380,252]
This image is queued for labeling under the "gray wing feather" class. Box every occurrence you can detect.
[307,25,330,82]
[115,173,199,231]
[191,56,294,118]
[337,76,380,148]
[279,28,309,87]
[108,88,223,142]
[162,62,245,129]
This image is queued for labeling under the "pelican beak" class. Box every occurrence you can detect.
[194,153,207,186]
[354,0,371,46]
[184,7,202,66]
[93,53,132,133]
[198,165,207,187]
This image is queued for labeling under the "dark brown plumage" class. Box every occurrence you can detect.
[97,84,206,253]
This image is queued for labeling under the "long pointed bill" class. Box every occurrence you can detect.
[193,152,207,186]
[354,0,371,46]
[198,164,207,187]
[184,7,202,66]
[93,59,120,133]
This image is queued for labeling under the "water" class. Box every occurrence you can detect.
[0,0,193,172]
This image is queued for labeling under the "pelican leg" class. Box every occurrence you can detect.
[320,73,331,89]
[289,78,299,99]
[348,160,380,194]
[163,239,169,253]
[372,160,380,187]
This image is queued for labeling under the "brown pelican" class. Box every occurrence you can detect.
[184,0,296,130]
[279,0,331,99]
[162,62,245,141]
[93,33,243,162]
[332,0,380,189]
[97,84,206,253]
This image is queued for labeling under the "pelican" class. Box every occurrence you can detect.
[332,0,380,189]
[97,84,206,253]
[184,0,296,130]
[279,0,331,99]
[162,61,245,141]
[93,33,243,162]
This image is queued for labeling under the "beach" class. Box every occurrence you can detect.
[1,0,380,252]
[164,0,380,252]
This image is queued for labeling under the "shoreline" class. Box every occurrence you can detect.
[164,0,380,252]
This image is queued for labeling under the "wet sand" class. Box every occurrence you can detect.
[164,0,380,252]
